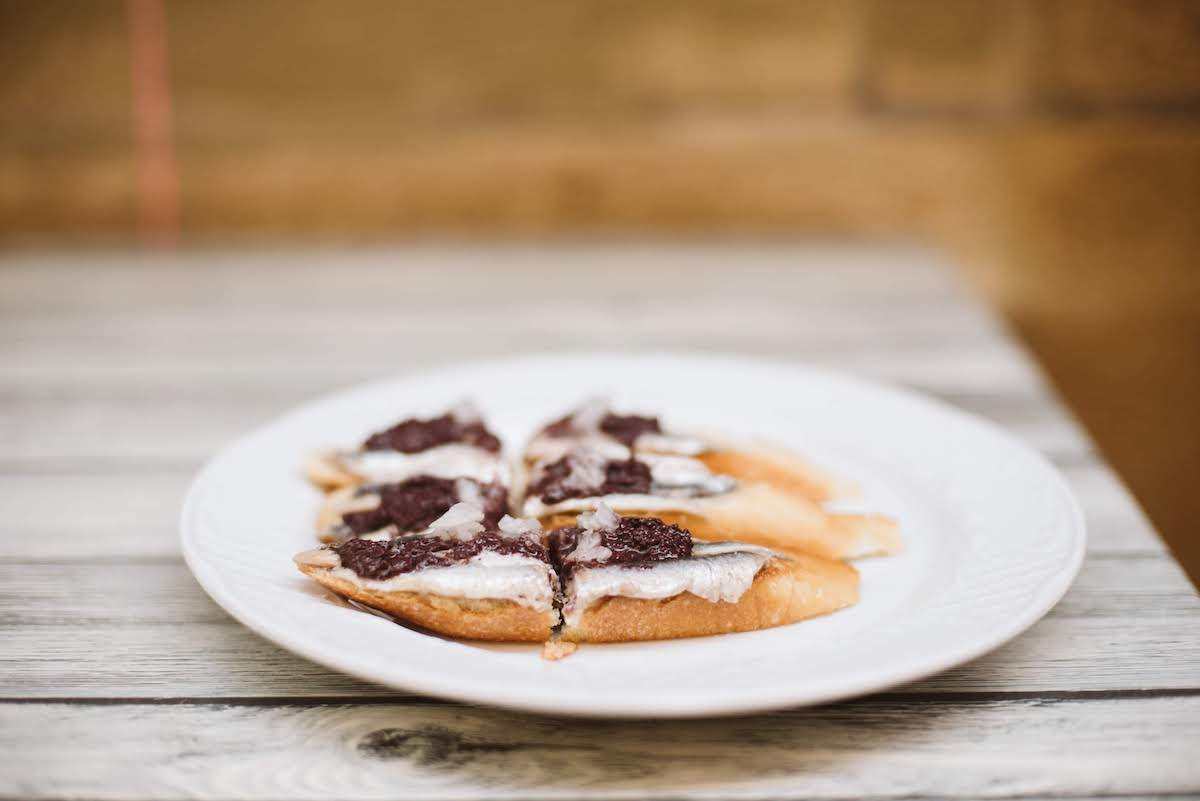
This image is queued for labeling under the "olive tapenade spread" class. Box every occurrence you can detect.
[599,414,661,446]
[341,477,506,535]
[335,532,549,581]
[549,516,692,572]
[530,456,652,504]
[544,412,661,446]
[363,413,501,454]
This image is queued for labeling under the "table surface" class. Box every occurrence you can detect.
[1,245,1197,801]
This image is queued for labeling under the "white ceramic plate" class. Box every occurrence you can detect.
[182,352,1085,718]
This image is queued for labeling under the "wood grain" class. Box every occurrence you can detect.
[0,248,1195,800]
[2,698,1198,800]
[1,612,1197,699]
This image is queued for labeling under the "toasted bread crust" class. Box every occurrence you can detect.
[697,447,854,502]
[315,486,368,540]
[693,483,900,559]
[297,565,557,642]
[305,451,362,492]
[540,483,900,561]
[561,555,859,643]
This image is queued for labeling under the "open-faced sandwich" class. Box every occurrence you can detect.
[525,399,855,502]
[295,399,891,649]
[520,447,899,561]
[295,502,560,642]
[306,402,509,491]
[295,501,858,644]
[316,476,508,543]
[551,503,859,643]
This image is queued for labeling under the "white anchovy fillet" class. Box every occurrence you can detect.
[522,493,704,519]
[525,433,630,463]
[355,527,396,542]
[423,502,486,541]
[526,399,709,461]
[561,542,778,626]
[323,477,501,541]
[567,529,612,564]
[454,478,484,507]
[522,451,735,518]
[296,541,557,612]
[638,454,738,494]
[578,501,620,532]
[497,514,543,539]
[634,433,708,456]
[336,556,557,611]
[336,444,509,485]
[539,449,607,497]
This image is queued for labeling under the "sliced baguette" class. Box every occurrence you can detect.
[561,553,858,643]
[297,563,557,642]
[315,485,376,540]
[690,483,900,559]
[696,445,856,502]
[305,450,360,491]
[540,482,900,561]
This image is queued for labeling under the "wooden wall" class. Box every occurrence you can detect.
[1,0,1199,581]
[3,1,1196,245]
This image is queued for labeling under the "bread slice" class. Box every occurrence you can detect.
[695,445,856,502]
[305,450,361,492]
[315,485,375,539]
[306,447,510,494]
[560,553,859,643]
[295,535,558,643]
[689,483,899,559]
[297,562,557,642]
[540,482,900,561]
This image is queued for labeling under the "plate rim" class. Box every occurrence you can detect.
[180,350,1087,718]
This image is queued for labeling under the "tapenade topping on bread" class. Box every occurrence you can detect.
[524,449,735,515]
[530,452,653,504]
[294,503,560,633]
[545,409,661,446]
[335,525,549,580]
[549,503,772,619]
[549,504,692,572]
[296,399,882,644]
[526,399,707,462]
[541,503,860,639]
[313,502,552,579]
[363,406,500,454]
[306,402,510,490]
[329,477,507,540]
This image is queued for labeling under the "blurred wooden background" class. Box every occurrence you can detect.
[1,0,1198,583]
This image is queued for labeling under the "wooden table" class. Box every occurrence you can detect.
[2,246,1197,800]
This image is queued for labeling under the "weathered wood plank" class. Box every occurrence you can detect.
[0,343,1051,409]
[0,248,971,308]
[0,339,1051,401]
[0,472,191,559]
[2,698,1197,801]
[2,615,1195,699]
[0,557,1194,699]
[0,249,1049,399]
[0,299,998,347]
[1063,463,1167,555]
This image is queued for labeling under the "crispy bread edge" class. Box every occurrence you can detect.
[561,555,859,643]
[298,564,557,642]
